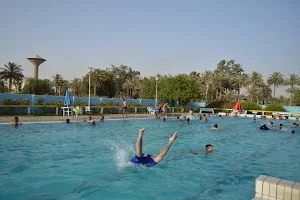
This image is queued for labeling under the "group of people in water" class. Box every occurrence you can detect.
[9,104,298,167]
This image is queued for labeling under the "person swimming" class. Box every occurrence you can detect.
[131,128,178,167]
[269,121,274,126]
[100,116,104,122]
[253,119,257,123]
[91,120,96,126]
[292,123,299,128]
[84,116,93,123]
[176,116,180,120]
[276,124,283,130]
[211,124,219,130]
[202,114,207,122]
[219,115,222,118]
[260,124,269,130]
[189,108,193,115]
[186,118,190,123]
[190,144,214,155]
[66,119,70,124]
[11,116,21,127]
[291,130,295,134]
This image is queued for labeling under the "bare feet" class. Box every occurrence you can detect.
[169,133,178,142]
[139,128,145,136]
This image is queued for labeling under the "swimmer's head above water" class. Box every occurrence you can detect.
[206,144,213,153]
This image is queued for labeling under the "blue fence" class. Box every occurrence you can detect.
[0,93,184,115]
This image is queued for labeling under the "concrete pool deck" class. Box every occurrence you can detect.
[0,113,298,123]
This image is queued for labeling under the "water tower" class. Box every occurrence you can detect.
[27,55,46,78]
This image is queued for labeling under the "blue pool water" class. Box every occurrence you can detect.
[0,117,299,200]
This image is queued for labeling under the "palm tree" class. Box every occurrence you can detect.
[0,62,24,93]
[201,70,213,102]
[267,72,284,101]
[90,68,108,96]
[235,74,249,101]
[52,74,64,95]
[70,78,85,96]
[122,79,134,98]
[285,74,300,106]
[258,84,272,105]
[0,80,7,93]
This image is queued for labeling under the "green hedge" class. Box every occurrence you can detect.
[264,104,285,112]
[241,101,261,110]
[206,101,235,109]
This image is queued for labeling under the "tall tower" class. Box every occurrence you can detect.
[27,55,46,78]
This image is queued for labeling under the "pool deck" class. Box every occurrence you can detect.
[0,113,298,123]
[0,114,158,123]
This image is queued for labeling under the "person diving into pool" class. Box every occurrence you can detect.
[131,128,178,167]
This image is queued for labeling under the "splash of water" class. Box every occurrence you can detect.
[105,139,135,169]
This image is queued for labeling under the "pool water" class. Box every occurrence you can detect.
[0,117,299,200]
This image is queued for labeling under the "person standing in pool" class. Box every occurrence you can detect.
[73,105,82,121]
[131,128,178,167]
[122,97,128,118]
[161,103,171,118]
[11,116,22,127]
[202,114,207,122]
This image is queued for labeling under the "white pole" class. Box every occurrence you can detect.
[88,67,92,107]
[155,77,158,104]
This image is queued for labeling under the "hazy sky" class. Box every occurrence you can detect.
[1,0,299,96]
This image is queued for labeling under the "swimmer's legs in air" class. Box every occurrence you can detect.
[151,133,178,163]
[134,128,178,164]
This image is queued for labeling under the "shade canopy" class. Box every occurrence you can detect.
[233,101,243,111]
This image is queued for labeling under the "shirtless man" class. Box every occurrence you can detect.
[84,116,93,123]
[122,97,128,118]
[11,116,22,127]
[161,103,171,118]
[131,128,178,167]
[190,144,214,155]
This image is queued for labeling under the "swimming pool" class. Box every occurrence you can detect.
[0,117,299,200]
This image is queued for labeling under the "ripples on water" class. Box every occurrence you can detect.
[0,117,299,200]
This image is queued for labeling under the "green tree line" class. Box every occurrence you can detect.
[1,60,300,106]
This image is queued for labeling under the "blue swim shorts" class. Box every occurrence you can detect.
[131,154,157,167]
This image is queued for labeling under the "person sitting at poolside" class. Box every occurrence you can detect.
[84,116,93,123]
[11,116,22,127]
[131,128,178,167]
[291,130,295,134]
[260,124,269,130]
[276,124,283,130]
[190,144,214,155]
[189,108,193,115]
[211,124,219,130]
[73,105,82,121]
[66,119,70,124]
[292,123,299,128]
[253,119,257,123]
[100,116,104,122]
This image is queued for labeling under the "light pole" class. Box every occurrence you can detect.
[155,77,159,105]
[88,67,93,107]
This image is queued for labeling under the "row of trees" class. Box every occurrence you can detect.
[1,60,300,106]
